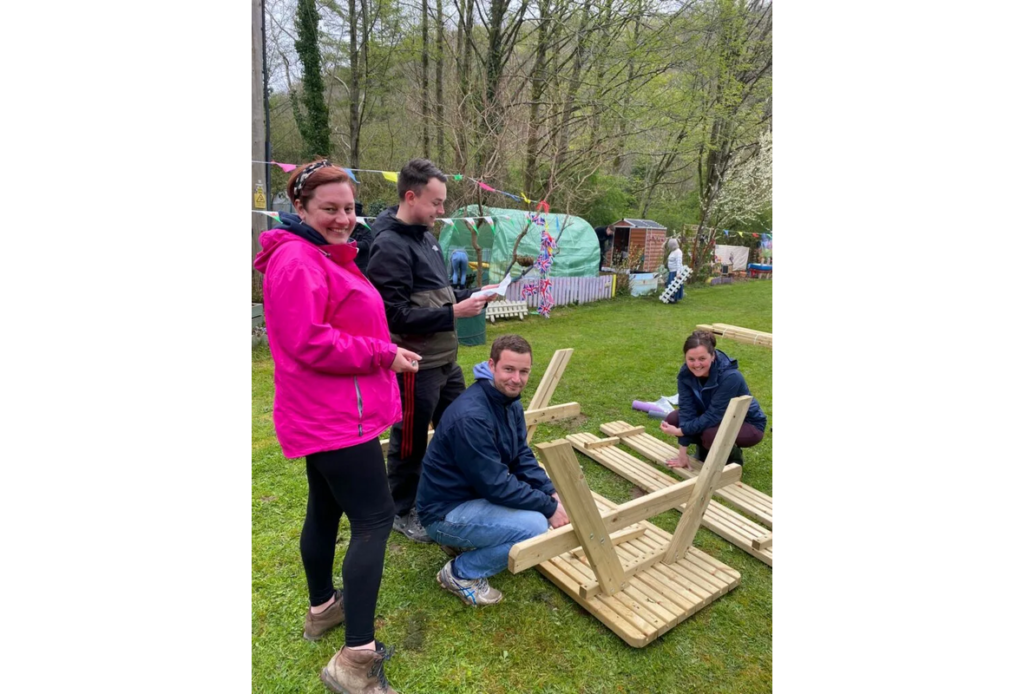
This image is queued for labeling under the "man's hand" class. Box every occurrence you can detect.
[453,294,488,318]
[548,503,573,528]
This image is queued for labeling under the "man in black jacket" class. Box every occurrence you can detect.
[366,158,491,543]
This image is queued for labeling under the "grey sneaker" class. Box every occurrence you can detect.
[392,509,432,544]
[436,559,503,606]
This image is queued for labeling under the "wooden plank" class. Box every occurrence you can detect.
[697,509,772,566]
[583,436,621,450]
[621,584,676,626]
[614,425,646,437]
[523,401,580,427]
[550,555,595,587]
[536,440,627,596]
[632,567,701,614]
[507,463,741,573]
[569,434,671,490]
[571,526,645,560]
[663,396,751,564]
[578,542,670,599]
[636,565,707,611]
[607,585,669,632]
[534,558,650,647]
[525,348,574,442]
[601,420,773,529]
[570,432,772,566]
[752,533,772,551]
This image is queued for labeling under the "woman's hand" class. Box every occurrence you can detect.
[667,446,692,472]
[660,420,683,438]
[390,347,422,373]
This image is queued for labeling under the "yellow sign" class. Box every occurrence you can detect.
[254,185,267,210]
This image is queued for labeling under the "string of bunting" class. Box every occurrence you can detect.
[253,161,540,206]
[718,230,771,241]
[252,209,513,229]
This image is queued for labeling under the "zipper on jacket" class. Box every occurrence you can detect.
[354,377,364,436]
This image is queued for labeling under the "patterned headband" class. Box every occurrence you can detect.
[292,160,334,199]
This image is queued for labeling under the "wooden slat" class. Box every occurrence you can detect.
[569,432,772,566]
[528,487,742,647]
[571,525,645,560]
[507,464,741,573]
[534,559,650,646]
[698,510,772,565]
[632,568,700,614]
[752,533,772,551]
[537,440,627,596]
[601,420,773,529]
[583,436,621,450]
[523,402,580,427]
[663,396,751,564]
[525,348,574,442]
[693,322,773,349]
[578,542,669,599]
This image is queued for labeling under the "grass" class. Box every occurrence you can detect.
[253,280,772,693]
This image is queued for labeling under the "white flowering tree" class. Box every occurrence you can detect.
[715,130,773,228]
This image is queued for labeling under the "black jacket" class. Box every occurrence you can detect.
[366,207,473,369]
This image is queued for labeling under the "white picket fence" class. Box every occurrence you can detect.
[505,275,614,308]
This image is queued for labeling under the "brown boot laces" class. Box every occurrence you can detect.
[368,642,395,690]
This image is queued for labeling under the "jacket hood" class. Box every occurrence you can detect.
[472,361,493,381]
[374,206,431,237]
[254,225,357,274]
[277,212,330,246]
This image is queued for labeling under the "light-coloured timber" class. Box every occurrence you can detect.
[525,348,574,442]
[523,402,581,427]
[583,436,621,450]
[752,534,772,551]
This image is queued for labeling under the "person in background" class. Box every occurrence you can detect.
[665,238,685,303]
[593,225,613,273]
[350,200,374,276]
[450,248,469,289]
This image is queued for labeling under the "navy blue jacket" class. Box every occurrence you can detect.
[676,349,768,446]
[416,362,558,527]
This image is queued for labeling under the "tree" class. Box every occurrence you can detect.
[292,0,331,159]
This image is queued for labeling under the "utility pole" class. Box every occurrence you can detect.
[246,0,264,296]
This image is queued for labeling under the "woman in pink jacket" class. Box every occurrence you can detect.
[254,160,417,694]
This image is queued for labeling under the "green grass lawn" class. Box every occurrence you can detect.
[253,280,772,693]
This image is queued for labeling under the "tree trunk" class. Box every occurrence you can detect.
[421,0,430,158]
[348,0,360,169]
[524,0,551,199]
[435,0,445,167]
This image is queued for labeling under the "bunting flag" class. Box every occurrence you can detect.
[483,216,493,226]
[254,210,281,219]
[254,161,546,212]
[464,218,477,231]
[439,217,453,225]
[752,233,759,238]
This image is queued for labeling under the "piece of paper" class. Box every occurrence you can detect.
[471,273,512,299]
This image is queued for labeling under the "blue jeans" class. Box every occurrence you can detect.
[450,251,469,286]
[424,499,549,579]
[667,270,685,302]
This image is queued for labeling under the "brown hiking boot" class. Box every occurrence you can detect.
[320,642,399,694]
[304,589,344,641]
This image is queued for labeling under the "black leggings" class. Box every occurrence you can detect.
[302,438,395,647]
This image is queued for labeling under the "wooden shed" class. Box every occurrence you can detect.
[606,218,667,272]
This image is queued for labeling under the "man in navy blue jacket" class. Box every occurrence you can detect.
[416,335,569,606]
